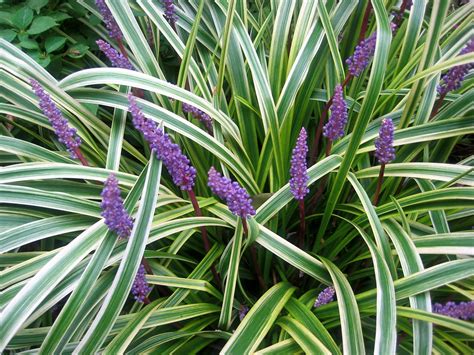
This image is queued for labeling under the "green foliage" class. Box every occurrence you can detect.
[1,0,473,353]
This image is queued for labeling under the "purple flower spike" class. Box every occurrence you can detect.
[375,118,395,164]
[100,174,134,238]
[433,301,474,320]
[437,40,474,96]
[163,0,177,27]
[96,40,134,70]
[131,264,152,303]
[182,102,213,132]
[314,286,336,308]
[30,79,81,159]
[323,85,348,141]
[95,0,123,40]
[346,33,377,77]
[239,304,249,321]
[128,95,196,191]
[208,167,256,219]
[290,128,309,201]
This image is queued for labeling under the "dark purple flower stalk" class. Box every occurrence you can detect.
[131,264,152,303]
[437,40,474,96]
[346,33,377,77]
[163,0,177,27]
[314,286,336,308]
[95,0,123,41]
[433,301,474,320]
[290,128,309,201]
[208,167,256,219]
[96,40,134,70]
[373,118,395,205]
[128,95,196,191]
[323,84,348,142]
[182,102,213,133]
[30,79,82,160]
[100,174,134,238]
[375,118,396,164]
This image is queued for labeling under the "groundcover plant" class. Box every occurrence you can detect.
[1,0,473,353]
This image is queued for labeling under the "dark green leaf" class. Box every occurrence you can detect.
[27,0,49,13]
[45,36,66,53]
[27,16,57,35]
[12,7,34,30]
[0,29,17,42]
[19,38,39,49]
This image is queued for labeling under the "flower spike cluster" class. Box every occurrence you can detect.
[96,40,134,70]
[437,40,474,96]
[182,102,213,132]
[208,167,256,218]
[163,0,177,27]
[314,286,336,308]
[95,0,123,40]
[375,118,396,164]
[290,128,309,201]
[433,301,474,320]
[128,95,196,190]
[131,264,152,303]
[100,174,134,238]
[323,85,348,141]
[346,33,377,77]
[30,79,82,159]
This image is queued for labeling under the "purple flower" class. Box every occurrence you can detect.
[128,95,196,190]
[30,79,81,159]
[375,118,395,164]
[163,0,177,27]
[182,102,213,132]
[131,264,152,303]
[433,301,474,320]
[95,0,123,40]
[437,40,474,96]
[289,128,309,201]
[239,304,249,321]
[208,167,256,219]
[100,174,134,238]
[314,286,336,308]
[96,40,134,70]
[346,33,377,77]
[323,84,348,141]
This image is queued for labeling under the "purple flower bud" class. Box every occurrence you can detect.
[163,0,177,27]
[346,33,377,77]
[96,40,134,70]
[289,128,309,201]
[433,301,474,320]
[128,95,196,190]
[437,40,474,96]
[239,304,249,321]
[375,118,395,164]
[30,79,81,159]
[208,167,256,219]
[100,174,134,238]
[131,264,152,303]
[182,102,213,132]
[323,85,348,141]
[314,286,336,308]
[95,0,123,40]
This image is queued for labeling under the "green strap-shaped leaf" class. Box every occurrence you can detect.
[319,257,365,354]
[221,282,296,354]
[75,156,162,353]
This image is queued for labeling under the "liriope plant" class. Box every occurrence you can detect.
[0,0,473,353]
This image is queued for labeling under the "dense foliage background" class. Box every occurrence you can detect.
[1,0,473,353]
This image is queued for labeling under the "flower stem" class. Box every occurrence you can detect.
[188,189,221,286]
[297,200,306,249]
[74,148,89,166]
[358,2,373,43]
[117,39,128,59]
[373,163,386,206]
[242,218,266,292]
[429,93,446,120]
